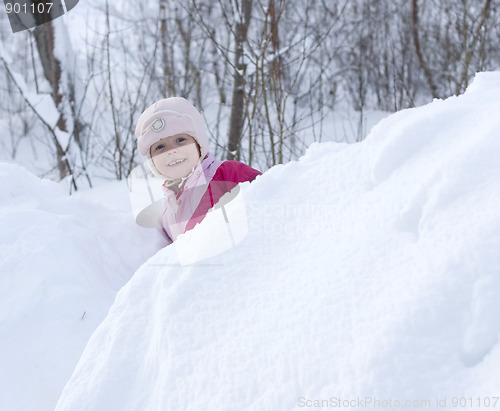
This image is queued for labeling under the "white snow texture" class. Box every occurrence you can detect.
[0,167,164,411]
[2,72,500,411]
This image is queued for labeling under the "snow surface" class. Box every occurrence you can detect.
[1,72,499,411]
[49,72,500,410]
[0,165,164,411]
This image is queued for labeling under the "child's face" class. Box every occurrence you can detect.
[150,134,201,179]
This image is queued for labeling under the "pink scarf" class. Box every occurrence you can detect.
[161,153,223,240]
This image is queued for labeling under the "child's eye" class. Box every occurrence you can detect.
[155,144,165,151]
[176,137,186,144]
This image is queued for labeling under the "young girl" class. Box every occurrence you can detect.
[135,97,261,244]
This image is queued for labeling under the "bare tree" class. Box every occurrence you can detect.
[226,0,253,161]
[2,0,500,187]
[411,0,439,99]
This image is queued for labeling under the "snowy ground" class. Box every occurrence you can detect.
[53,72,500,410]
[0,166,165,411]
[1,72,500,411]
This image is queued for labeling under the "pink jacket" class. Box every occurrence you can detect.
[161,154,261,243]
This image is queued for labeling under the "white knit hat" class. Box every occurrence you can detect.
[135,97,209,176]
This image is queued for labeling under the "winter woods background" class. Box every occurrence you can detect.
[1,0,499,191]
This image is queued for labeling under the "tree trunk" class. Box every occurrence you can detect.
[226,0,253,161]
[160,0,176,96]
[33,21,67,132]
[32,21,70,179]
[411,0,439,99]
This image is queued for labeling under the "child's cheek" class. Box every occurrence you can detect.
[152,152,166,166]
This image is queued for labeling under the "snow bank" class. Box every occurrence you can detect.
[0,164,164,411]
[56,72,500,410]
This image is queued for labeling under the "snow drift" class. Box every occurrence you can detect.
[52,72,500,410]
[0,166,164,411]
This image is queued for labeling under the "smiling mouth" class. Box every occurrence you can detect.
[168,159,185,166]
